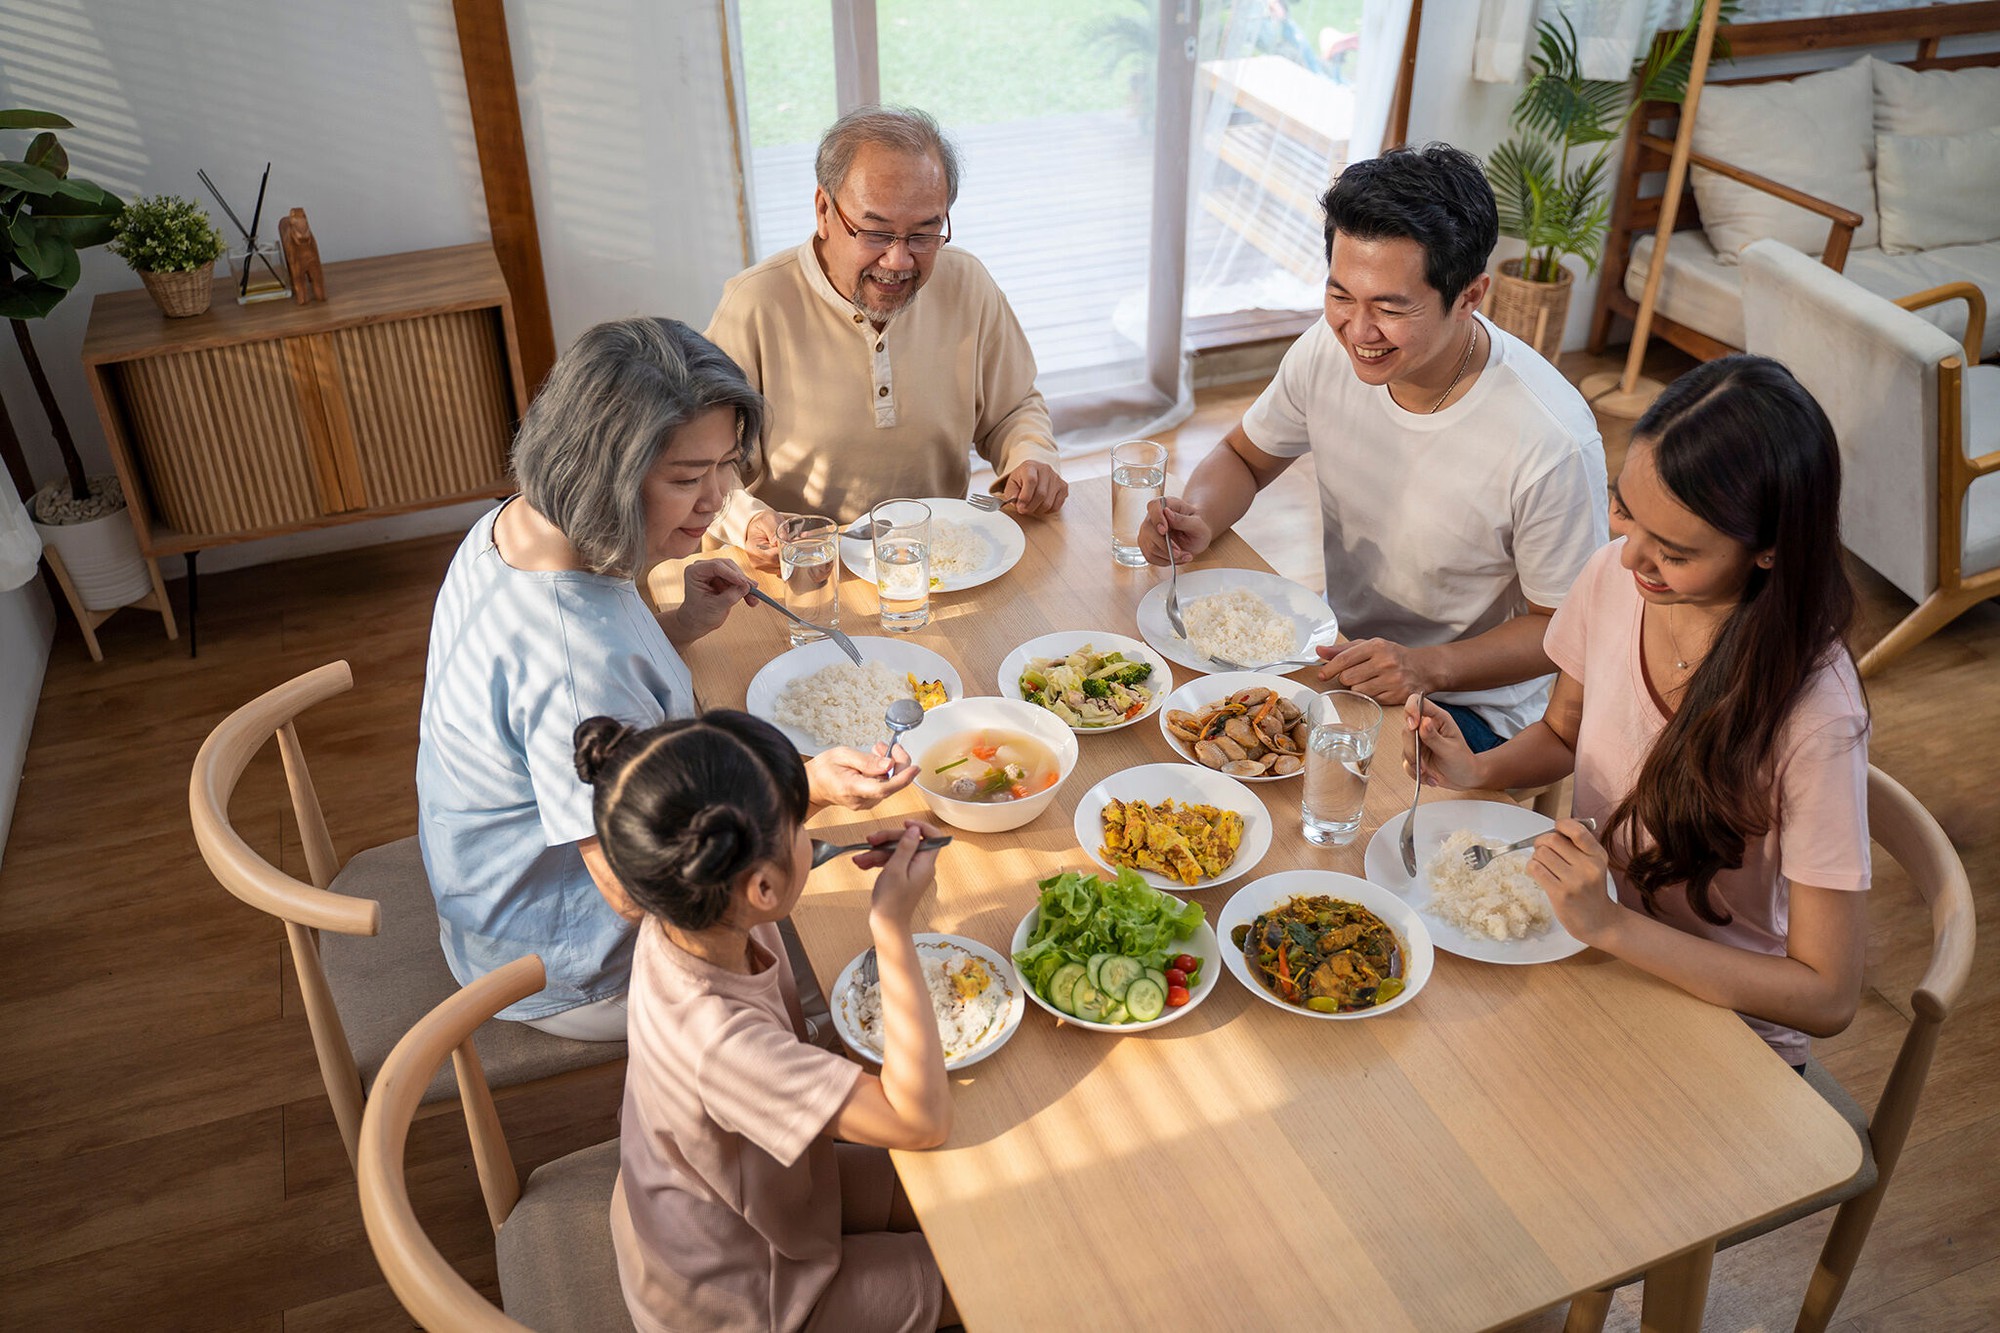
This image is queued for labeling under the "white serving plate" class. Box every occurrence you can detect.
[743,636,961,756]
[1009,906,1221,1034]
[1216,870,1435,1020]
[830,933,1025,1071]
[1156,671,1318,782]
[838,497,1026,593]
[996,629,1174,735]
[1362,799,1612,966]
[1134,567,1338,674]
[1071,761,1271,894]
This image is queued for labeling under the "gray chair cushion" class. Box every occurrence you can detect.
[496,1138,634,1332]
[1723,1057,1879,1247]
[319,837,626,1104]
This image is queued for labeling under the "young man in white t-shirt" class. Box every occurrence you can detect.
[1143,143,1607,748]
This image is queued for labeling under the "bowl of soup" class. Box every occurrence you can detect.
[900,697,1080,833]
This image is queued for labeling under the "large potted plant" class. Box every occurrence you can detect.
[1483,5,1721,361]
[109,193,227,319]
[0,108,157,618]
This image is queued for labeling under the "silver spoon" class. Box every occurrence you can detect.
[810,834,952,869]
[882,697,925,775]
[1400,691,1424,877]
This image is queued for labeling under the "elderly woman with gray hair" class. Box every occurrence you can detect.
[415,317,914,1041]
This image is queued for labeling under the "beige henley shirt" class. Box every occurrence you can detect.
[705,241,1060,544]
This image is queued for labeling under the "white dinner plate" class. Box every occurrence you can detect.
[1217,870,1434,1020]
[997,630,1174,735]
[838,497,1026,593]
[1009,906,1221,1034]
[743,637,962,756]
[1134,568,1338,674]
[1362,799,1612,965]
[1157,671,1318,782]
[1071,762,1271,893]
[830,933,1025,1071]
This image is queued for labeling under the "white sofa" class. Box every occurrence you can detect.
[1626,55,2000,361]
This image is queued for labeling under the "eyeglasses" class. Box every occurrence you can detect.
[829,195,951,255]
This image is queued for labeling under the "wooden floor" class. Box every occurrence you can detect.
[2,346,1996,1330]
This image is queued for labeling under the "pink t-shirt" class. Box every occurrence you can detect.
[610,919,863,1333]
[1545,540,1870,1065]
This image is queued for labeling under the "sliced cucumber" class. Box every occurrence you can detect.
[1144,967,1169,992]
[1097,955,1143,1001]
[1086,953,1114,989]
[1049,962,1087,1016]
[1098,1000,1128,1025]
[1071,980,1105,1023]
[1124,978,1166,1022]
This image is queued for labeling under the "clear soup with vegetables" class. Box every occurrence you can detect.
[921,731,1060,803]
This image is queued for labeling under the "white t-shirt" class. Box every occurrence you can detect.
[1241,312,1608,737]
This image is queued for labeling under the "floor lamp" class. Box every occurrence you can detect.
[1580,0,1725,417]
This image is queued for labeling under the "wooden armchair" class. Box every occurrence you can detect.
[1565,765,1977,1332]
[1743,240,1999,674]
[189,660,625,1168]
[357,954,631,1332]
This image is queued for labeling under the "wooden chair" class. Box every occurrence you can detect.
[189,660,625,1169]
[358,954,631,1332]
[1564,765,1977,1332]
[1743,239,1999,676]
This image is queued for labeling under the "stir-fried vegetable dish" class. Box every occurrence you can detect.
[1014,869,1206,1025]
[1230,895,1405,1013]
[1100,797,1242,886]
[1019,644,1155,728]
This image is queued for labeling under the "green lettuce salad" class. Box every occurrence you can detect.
[1013,868,1205,1020]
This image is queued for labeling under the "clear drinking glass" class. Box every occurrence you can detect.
[1110,439,1168,567]
[778,514,839,646]
[871,498,931,632]
[1301,690,1383,846]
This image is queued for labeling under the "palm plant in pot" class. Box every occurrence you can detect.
[0,108,164,642]
[1483,4,1722,361]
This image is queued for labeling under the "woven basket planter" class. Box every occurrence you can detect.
[1488,258,1572,363]
[139,262,216,318]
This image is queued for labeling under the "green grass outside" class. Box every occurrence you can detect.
[739,0,1366,149]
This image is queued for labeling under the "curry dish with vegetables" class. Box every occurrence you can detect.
[1230,895,1405,1012]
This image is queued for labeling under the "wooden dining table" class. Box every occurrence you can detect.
[679,478,1863,1332]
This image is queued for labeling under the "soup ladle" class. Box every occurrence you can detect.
[882,697,926,775]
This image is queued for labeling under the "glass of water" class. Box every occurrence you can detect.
[1110,439,1167,567]
[1301,690,1383,847]
[871,498,931,632]
[778,514,839,646]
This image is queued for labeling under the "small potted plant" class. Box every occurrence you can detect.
[1483,4,1723,360]
[109,193,227,318]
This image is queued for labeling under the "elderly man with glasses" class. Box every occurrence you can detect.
[706,105,1067,566]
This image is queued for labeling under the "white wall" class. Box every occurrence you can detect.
[0,0,745,577]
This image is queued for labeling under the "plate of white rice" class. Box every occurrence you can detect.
[746,637,962,755]
[839,498,1026,593]
[831,933,1025,1070]
[1361,799,1613,965]
[1134,568,1337,675]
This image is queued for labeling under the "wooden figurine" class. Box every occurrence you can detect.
[278,207,326,304]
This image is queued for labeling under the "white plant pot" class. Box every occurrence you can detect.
[33,505,153,612]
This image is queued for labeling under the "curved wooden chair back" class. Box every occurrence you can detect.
[189,660,379,1164]
[1795,764,1977,1330]
[358,954,544,1333]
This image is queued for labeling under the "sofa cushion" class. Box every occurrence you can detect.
[1692,58,1878,262]
[1967,366,2000,581]
[1871,56,2000,137]
[1877,127,2000,255]
[1629,232,2000,360]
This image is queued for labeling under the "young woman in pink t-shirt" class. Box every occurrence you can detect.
[1405,355,1870,1068]
[573,709,958,1332]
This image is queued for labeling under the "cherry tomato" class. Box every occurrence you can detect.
[1166,984,1191,1008]
[1172,953,1199,974]
[1164,967,1188,988]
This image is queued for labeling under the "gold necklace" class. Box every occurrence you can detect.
[1665,603,1695,672]
[1429,322,1480,413]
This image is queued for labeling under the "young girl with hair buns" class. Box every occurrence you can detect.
[572,709,957,1333]
[1406,354,1870,1070]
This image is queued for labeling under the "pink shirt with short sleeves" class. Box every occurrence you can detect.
[1544,540,1870,1065]
[610,919,863,1333]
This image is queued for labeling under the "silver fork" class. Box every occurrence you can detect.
[1163,521,1188,639]
[966,493,1010,513]
[1461,818,1597,872]
[1211,618,1341,672]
